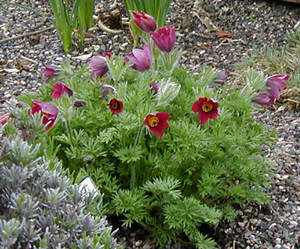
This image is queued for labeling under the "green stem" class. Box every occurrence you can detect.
[130,125,144,189]
[65,119,75,148]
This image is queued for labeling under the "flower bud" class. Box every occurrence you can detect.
[156,78,181,106]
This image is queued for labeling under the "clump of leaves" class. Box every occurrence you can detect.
[0,133,119,249]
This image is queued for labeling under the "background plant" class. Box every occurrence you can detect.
[0,130,119,249]
[50,0,95,53]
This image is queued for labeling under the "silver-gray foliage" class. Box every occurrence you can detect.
[0,137,119,249]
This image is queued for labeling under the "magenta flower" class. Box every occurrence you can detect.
[0,110,12,125]
[124,43,152,72]
[253,93,273,106]
[73,100,86,107]
[42,62,58,83]
[266,74,289,100]
[31,100,58,131]
[214,71,228,85]
[143,112,170,138]
[108,98,123,114]
[253,74,289,106]
[101,84,116,99]
[192,97,219,125]
[149,81,159,94]
[88,53,111,80]
[131,10,157,33]
[150,26,176,53]
[51,82,73,99]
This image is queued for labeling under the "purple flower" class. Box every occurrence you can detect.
[150,26,176,53]
[131,10,157,33]
[124,43,152,72]
[42,62,58,83]
[214,71,228,85]
[253,93,273,106]
[88,53,111,80]
[253,74,290,106]
[149,81,159,94]
[101,84,116,99]
[51,82,73,99]
[74,100,86,107]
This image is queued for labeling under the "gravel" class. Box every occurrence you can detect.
[1,0,300,248]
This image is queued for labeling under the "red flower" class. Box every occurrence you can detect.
[31,100,59,131]
[131,10,157,33]
[51,82,73,99]
[143,112,170,138]
[0,110,12,125]
[192,97,219,125]
[108,98,123,114]
[42,62,58,83]
[150,26,176,53]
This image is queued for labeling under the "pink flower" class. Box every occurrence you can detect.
[31,100,59,131]
[192,97,219,125]
[0,110,12,125]
[88,53,111,80]
[143,112,170,138]
[149,81,159,94]
[51,82,73,99]
[42,62,58,83]
[107,98,123,114]
[150,26,176,53]
[124,43,152,72]
[131,10,157,33]
[101,84,116,99]
[214,71,228,85]
[253,74,289,106]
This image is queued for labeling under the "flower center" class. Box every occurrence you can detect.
[148,116,160,127]
[111,102,118,110]
[202,102,213,113]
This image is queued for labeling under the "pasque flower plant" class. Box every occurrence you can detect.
[6,24,286,249]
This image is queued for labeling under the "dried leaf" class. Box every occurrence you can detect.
[2,68,19,73]
[201,17,219,32]
[73,53,93,61]
[217,30,232,39]
[199,43,212,50]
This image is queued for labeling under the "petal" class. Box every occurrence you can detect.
[268,86,280,99]
[156,112,170,122]
[267,79,287,91]
[268,74,290,81]
[192,98,207,112]
[208,109,218,119]
[198,111,209,125]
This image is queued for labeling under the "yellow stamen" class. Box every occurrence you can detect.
[202,102,213,112]
[111,101,118,110]
[148,116,159,127]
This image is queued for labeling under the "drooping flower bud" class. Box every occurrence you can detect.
[131,10,157,33]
